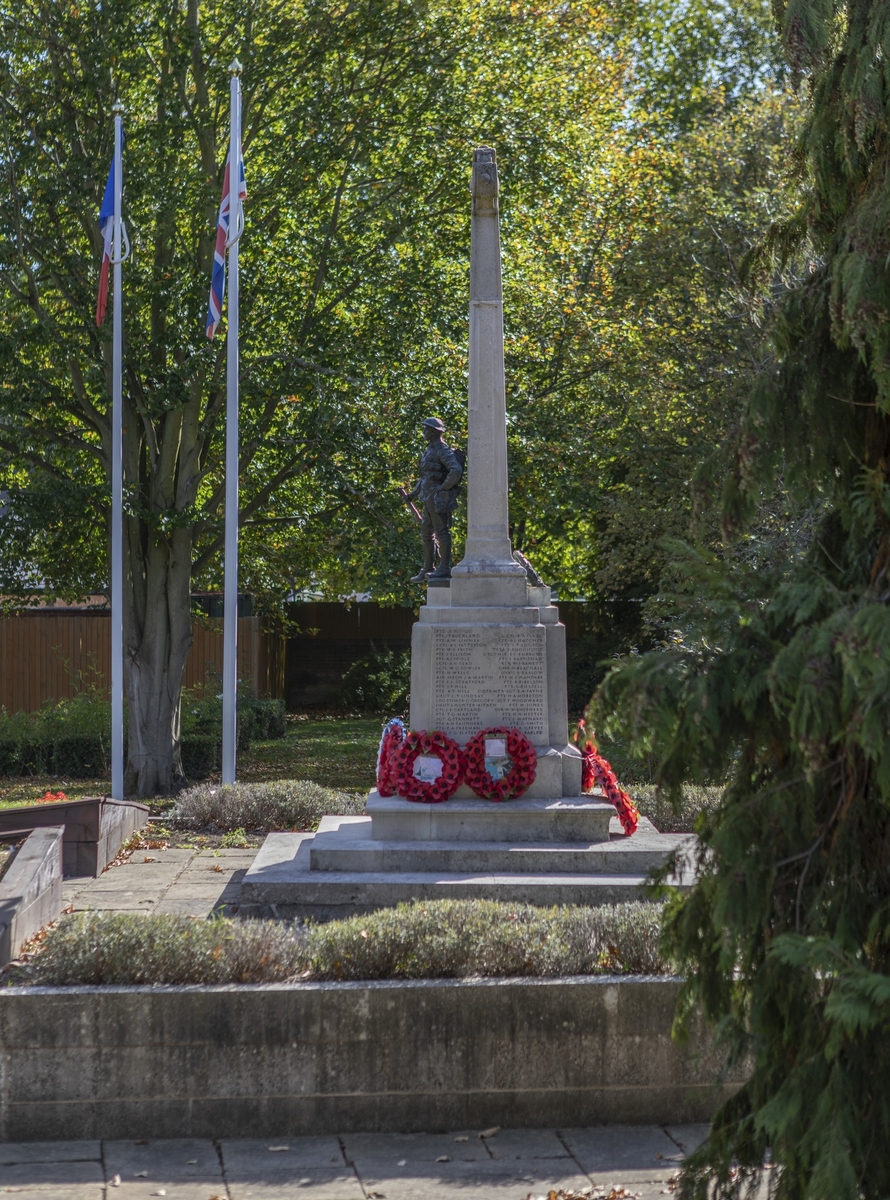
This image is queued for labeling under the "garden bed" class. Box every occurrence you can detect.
[6,899,668,986]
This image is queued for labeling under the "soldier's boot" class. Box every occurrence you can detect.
[410,540,435,582]
[428,530,452,579]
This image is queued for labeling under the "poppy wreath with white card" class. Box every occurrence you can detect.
[376,717,407,797]
[463,726,537,802]
[391,729,464,803]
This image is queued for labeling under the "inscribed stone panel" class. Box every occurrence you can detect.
[431,626,547,741]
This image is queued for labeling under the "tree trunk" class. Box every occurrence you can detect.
[124,522,194,797]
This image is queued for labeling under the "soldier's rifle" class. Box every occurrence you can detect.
[398,487,423,524]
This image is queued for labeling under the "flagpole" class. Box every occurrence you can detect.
[110,102,125,801]
[221,62,243,785]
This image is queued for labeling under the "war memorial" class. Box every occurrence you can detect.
[241,147,688,917]
[0,148,720,1161]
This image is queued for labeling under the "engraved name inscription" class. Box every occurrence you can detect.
[432,627,547,741]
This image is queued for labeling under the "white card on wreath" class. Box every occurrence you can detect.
[484,738,507,758]
[413,755,444,782]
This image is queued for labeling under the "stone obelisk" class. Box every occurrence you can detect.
[240,144,679,912]
[450,147,527,607]
[405,145,585,809]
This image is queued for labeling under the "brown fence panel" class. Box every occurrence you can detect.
[0,613,279,713]
[257,630,286,699]
[288,602,416,641]
[0,614,112,712]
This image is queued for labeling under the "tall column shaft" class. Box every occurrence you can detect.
[452,147,525,595]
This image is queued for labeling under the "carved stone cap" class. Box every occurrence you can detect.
[471,145,498,216]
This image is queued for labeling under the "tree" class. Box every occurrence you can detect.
[0,0,634,794]
[254,0,799,630]
[597,2,890,1194]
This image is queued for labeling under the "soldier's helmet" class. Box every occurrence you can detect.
[422,416,446,432]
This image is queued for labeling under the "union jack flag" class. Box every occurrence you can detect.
[95,156,115,327]
[206,149,247,340]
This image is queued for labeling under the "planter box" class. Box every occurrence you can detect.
[0,797,148,877]
[0,976,744,1141]
[0,827,63,966]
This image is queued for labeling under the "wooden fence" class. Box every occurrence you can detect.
[0,612,284,713]
[0,600,592,713]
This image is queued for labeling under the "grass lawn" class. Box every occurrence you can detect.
[237,713,383,792]
[0,712,386,807]
[0,712,717,833]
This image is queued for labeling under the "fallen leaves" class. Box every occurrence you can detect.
[523,1188,647,1200]
[104,834,169,871]
[479,1126,500,1138]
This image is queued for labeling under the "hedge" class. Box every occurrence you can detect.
[9,899,669,986]
[0,694,287,780]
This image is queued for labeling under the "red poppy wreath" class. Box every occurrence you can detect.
[376,717,407,797]
[463,726,537,802]
[392,729,464,803]
[575,720,639,835]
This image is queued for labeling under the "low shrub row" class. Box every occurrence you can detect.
[8,899,669,986]
[171,778,365,831]
[180,692,287,749]
[629,784,722,834]
[0,694,287,780]
[0,696,111,777]
[170,776,718,836]
[303,898,667,981]
[337,643,410,712]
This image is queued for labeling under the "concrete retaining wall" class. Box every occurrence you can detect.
[0,827,63,967]
[0,797,148,877]
[0,976,743,1141]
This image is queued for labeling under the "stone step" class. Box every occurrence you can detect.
[366,791,615,843]
[239,832,696,921]
[241,866,657,920]
[308,834,689,876]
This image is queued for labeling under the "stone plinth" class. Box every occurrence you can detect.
[367,791,614,843]
[407,580,582,802]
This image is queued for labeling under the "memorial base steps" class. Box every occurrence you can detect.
[241,812,696,921]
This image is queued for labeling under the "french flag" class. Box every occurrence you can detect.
[95,157,115,327]
[206,150,247,340]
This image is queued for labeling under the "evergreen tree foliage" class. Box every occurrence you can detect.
[597,2,890,1195]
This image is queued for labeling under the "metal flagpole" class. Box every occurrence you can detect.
[221,61,243,784]
[110,102,125,801]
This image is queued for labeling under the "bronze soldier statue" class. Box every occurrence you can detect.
[402,417,463,581]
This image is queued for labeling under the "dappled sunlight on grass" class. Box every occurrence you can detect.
[0,777,106,807]
[0,711,384,803]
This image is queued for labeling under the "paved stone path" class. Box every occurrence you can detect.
[0,1125,706,1197]
[62,847,256,918]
